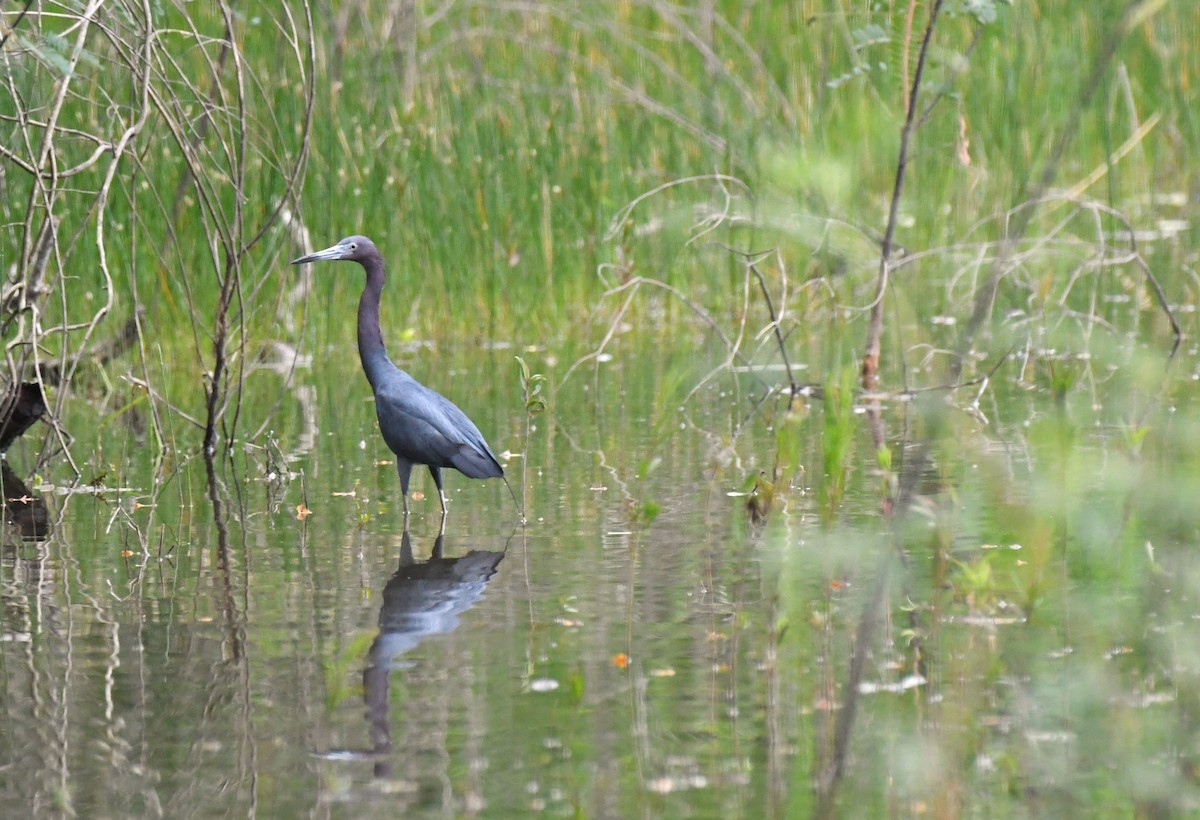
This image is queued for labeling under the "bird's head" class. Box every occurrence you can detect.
[291,235,378,265]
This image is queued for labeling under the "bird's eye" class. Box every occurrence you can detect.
[350,243,357,250]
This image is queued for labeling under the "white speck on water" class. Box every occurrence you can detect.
[645,774,708,794]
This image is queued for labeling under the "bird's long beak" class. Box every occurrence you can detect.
[291,242,349,265]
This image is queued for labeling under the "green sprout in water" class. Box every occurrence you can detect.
[516,356,547,523]
[819,368,857,525]
[632,456,662,525]
[516,356,547,416]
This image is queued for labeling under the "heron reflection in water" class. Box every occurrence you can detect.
[362,529,505,777]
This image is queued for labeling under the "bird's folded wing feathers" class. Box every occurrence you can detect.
[450,441,503,479]
[374,380,503,477]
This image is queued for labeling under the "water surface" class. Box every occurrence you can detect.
[2,343,1199,817]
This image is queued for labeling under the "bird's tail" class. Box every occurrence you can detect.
[451,443,504,479]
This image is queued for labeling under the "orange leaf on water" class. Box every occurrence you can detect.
[611,653,630,669]
[295,504,313,520]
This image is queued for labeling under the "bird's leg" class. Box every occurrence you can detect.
[429,465,448,520]
[397,459,414,522]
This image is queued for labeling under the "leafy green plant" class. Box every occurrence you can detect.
[743,470,777,527]
[631,456,662,525]
[516,357,547,417]
[819,369,857,525]
[516,356,547,522]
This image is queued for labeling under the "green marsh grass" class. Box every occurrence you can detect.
[4,3,1196,457]
[4,3,1200,813]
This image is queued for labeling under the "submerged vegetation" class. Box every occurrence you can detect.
[2,0,1200,815]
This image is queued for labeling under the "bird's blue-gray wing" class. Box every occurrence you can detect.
[424,389,505,478]
[373,374,503,479]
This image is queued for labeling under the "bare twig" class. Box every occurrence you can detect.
[953,0,1167,377]
[747,258,799,398]
[0,1,315,474]
[861,0,946,392]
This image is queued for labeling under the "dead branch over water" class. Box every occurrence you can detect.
[0,2,315,466]
[860,0,946,395]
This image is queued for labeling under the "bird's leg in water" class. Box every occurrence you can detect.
[397,459,413,522]
[430,465,448,520]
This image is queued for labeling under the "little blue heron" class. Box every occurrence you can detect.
[291,235,509,522]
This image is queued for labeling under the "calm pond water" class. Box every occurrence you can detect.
[2,341,1200,817]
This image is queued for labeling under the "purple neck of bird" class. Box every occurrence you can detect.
[357,254,389,387]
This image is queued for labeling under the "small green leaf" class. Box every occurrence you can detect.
[639,500,661,523]
[636,456,662,481]
[568,670,586,702]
